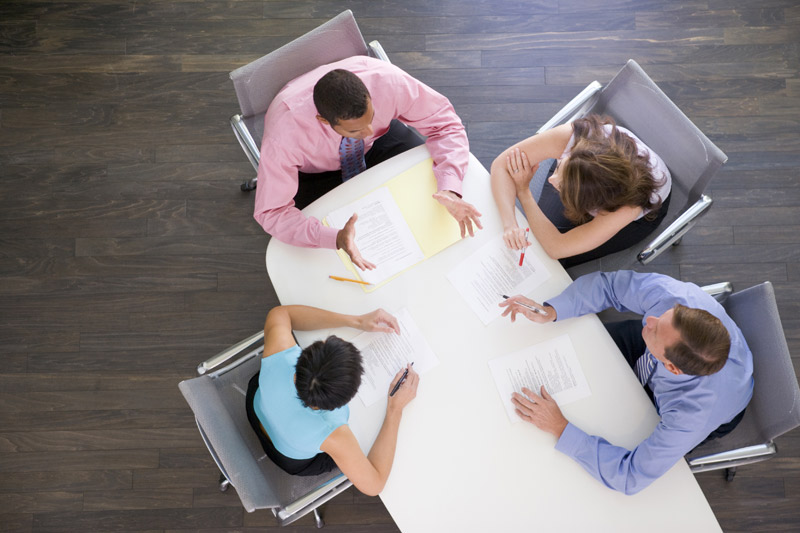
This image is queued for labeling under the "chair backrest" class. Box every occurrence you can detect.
[563,60,729,278]
[588,59,727,216]
[687,282,800,459]
[229,10,369,148]
[179,351,345,513]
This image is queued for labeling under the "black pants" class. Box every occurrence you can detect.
[537,161,671,269]
[245,372,337,477]
[294,119,426,210]
[603,320,745,447]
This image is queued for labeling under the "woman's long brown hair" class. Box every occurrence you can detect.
[559,115,664,224]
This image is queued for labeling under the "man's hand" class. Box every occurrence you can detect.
[357,309,400,335]
[499,295,556,323]
[433,190,483,238]
[336,213,376,271]
[511,386,568,438]
[506,147,539,194]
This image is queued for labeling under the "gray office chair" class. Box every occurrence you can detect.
[686,281,800,481]
[526,60,727,279]
[179,332,352,528]
[229,10,390,192]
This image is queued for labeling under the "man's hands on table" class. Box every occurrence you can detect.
[511,386,568,438]
[433,190,483,238]
[336,213,376,271]
[499,295,556,324]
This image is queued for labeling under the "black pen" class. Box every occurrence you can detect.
[389,362,414,397]
[501,294,548,316]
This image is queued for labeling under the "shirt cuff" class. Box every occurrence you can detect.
[543,294,573,322]
[319,225,339,250]
[435,172,463,197]
[555,422,589,457]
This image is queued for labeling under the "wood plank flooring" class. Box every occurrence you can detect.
[1,1,799,531]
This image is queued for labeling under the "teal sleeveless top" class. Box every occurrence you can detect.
[253,345,350,459]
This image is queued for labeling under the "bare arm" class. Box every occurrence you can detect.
[516,186,641,259]
[263,306,399,358]
[490,124,573,250]
[321,366,419,496]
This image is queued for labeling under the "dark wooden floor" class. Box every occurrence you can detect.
[1,1,798,531]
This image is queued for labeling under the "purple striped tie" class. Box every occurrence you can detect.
[339,136,366,181]
[635,351,657,386]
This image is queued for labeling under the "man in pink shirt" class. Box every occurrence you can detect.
[253,55,482,270]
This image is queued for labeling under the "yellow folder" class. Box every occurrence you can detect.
[327,158,462,292]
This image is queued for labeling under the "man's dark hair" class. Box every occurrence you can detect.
[665,304,730,376]
[295,335,364,411]
[313,69,370,126]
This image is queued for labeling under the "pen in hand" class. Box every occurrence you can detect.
[519,228,529,266]
[389,362,414,397]
[501,294,548,316]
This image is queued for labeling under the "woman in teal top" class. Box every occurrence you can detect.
[245,305,418,496]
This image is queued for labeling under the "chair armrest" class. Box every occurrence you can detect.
[688,442,777,473]
[276,474,353,525]
[368,40,390,63]
[701,282,734,303]
[230,114,260,172]
[637,194,713,264]
[536,81,603,134]
[197,330,265,375]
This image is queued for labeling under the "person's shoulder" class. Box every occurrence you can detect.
[343,56,409,83]
[263,343,301,362]
[321,423,357,452]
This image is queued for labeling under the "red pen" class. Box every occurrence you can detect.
[519,228,530,266]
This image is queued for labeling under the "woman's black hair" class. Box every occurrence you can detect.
[295,335,364,411]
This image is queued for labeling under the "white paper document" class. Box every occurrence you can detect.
[488,334,591,423]
[350,308,439,407]
[447,233,551,325]
[326,187,425,285]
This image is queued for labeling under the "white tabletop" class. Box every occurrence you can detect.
[266,145,720,533]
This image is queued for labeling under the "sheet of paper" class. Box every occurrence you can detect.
[488,334,591,423]
[326,187,425,286]
[350,308,439,407]
[447,233,551,325]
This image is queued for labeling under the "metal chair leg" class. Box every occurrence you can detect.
[219,472,231,492]
[241,177,258,191]
[313,507,325,529]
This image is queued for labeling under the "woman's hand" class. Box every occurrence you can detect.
[357,309,401,334]
[503,225,530,251]
[506,147,538,194]
[387,364,419,413]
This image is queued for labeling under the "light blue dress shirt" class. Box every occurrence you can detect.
[547,271,753,495]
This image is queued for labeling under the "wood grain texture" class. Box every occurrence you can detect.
[1,0,799,531]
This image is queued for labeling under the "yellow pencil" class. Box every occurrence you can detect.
[329,275,372,286]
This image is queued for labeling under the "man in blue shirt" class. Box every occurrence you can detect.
[500,271,754,495]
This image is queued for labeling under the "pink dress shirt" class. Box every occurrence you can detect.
[253,56,469,249]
